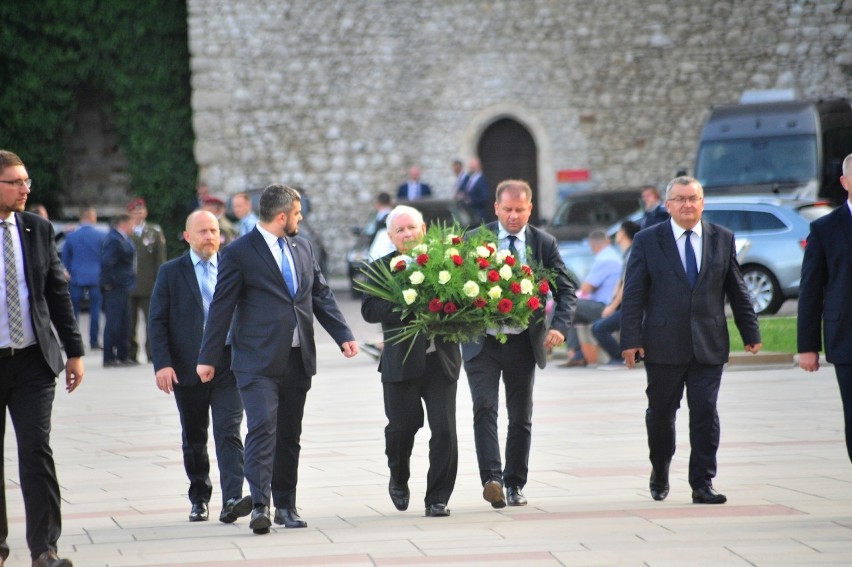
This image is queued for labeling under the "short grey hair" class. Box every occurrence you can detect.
[665,175,704,200]
[588,229,609,243]
[385,205,424,233]
[843,153,852,178]
[259,184,301,222]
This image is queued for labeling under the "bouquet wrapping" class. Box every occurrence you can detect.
[356,224,554,344]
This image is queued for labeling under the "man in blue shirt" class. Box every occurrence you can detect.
[61,207,106,350]
[232,192,259,237]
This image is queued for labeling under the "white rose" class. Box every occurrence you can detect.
[520,279,534,294]
[496,249,511,263]
[402,289,418,305]
[477,271,488,282]
[446,234,459,244]
[409,271,425,285]
[390,255,410,268]
[438,270,451,285]
[499,264,513,281]
[488,285,503,299]
[412,243,428,255]
[462,281,480,297]
[444,247,460,259]
[476,246,491,258]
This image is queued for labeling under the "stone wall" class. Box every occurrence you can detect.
[187,0,852,274]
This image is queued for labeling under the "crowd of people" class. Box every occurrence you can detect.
[1,146,851,566]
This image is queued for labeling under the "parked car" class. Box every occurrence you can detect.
[347,199,476,296]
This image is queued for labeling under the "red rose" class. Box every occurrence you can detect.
[504,255,516,266]
[527,296,541,310]
[472,297,487,308]
[487,270,500,282]
[510,282,521,294]
[521,265,533,276]
[443,302,458,314]
[393,260,406,272]
[486,245,495,254]
[452,236,462,245]
[477,258,490,269]
[416,254,430,266]
[539,281,550,294]
[497,298,514,313]
[452,254,464,266]
[428,298,444,313]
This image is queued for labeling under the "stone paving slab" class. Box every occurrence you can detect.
[2,295,850,566]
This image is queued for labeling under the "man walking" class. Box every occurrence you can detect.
[149,211,252,524]
[463,179,577,509]
[621,176,761,504]
[0,150,83,567]
[61,207,105,350]
[101,213,137,367]
[197,185,358,534]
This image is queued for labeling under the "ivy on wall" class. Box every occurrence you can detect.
[0,0,196,257]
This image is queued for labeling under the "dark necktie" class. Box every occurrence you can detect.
[684,230,698,288]
[507,234,519,257]
[0,220,24,345]
[277,238,297,296]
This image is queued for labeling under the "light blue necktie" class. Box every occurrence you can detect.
[684,230,698,289]
[277,238,296,296]
[199,259,214,322]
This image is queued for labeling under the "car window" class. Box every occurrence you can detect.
[796,204,834,223]
[554,197,640,228]
[744,211,787,231]
[704,208,786,232]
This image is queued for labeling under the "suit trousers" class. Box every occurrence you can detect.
[833,364,852,464]
[103,287,131,362]
[465,332,537,488]
[383,354,458,507]
[129,295,152,362]
[69,284,102,348]
[236,350,311,509]
[173,366,245,507]
[0,345,62,561]
[644,361,723,489]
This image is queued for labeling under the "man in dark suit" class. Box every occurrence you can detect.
[0,150,83,567]
[361,205,462,518]
[798,153,852,464]
[128,197,167,364]
[197,184,358,534]
[462,179,577,509]
[640,185,670,229]
[149,210,251,524]
[621,176,761,505]
[61,207,105,350]
[100,214,137,368]
[396,165,432,201]
[455,157,490,223]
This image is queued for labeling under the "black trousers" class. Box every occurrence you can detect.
[236,349,310,509]
[173,363,245,508]
[383,353,458,507]
[644,360,723,489]
[0,345,62,561]
[465,332,537,488]
[833,364,852,464]
[102,287,131,362]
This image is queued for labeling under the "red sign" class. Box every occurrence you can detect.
[556,169,590,183]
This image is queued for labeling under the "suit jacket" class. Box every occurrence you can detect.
[396,182,432,201]
[361,253,461,383]
[61,223,105,286]
[130,222,167,298]
[463,174,489,208]
[13,212,84,375]
[461,223,577,369]
[641,204,670,229]
[149,252,228,386]
[797,204,852,364]
[100,228,136,291]
[198,228,354,379]
[620,219,760,365]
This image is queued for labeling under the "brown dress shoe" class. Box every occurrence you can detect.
[482,479,506,509]
[559,358,587,368]
[32,550,73,567]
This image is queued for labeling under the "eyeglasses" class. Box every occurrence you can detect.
[668,196,702,205]
[0,179,32,189]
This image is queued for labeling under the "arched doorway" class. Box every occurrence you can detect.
[477,118,539,223]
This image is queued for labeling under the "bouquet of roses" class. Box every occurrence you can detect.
[356,223,554,345]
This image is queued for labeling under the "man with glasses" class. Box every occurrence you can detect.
[0,150,83,567]
[621,176,761,505]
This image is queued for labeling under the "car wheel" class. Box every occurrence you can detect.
[742,265,783,315]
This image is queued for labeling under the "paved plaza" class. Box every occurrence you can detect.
[4,293,851,566]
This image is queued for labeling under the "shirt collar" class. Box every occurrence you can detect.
[255,223,281,248]
[189,249,217,268]
[670,218,702,240]
[846,201,852,217]
[0,213,17,227]
[497,222,527,242]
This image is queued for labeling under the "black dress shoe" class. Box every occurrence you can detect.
[692,485,727,504]
[32,550,73,567]
[506,486,527,506]
[649,469,670,501]
[482,479,506,509]
[388,478,410,511]
[425,503,450,517]
[189,502,209,522]
[274,507,307,528]
[219,495,253,523]
[249,505,272,534]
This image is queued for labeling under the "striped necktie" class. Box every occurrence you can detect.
[199,259,214,322]
[0,220,24,345]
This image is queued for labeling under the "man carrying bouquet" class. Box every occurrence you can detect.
[463,180,577,509]
[361,205,462,518]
